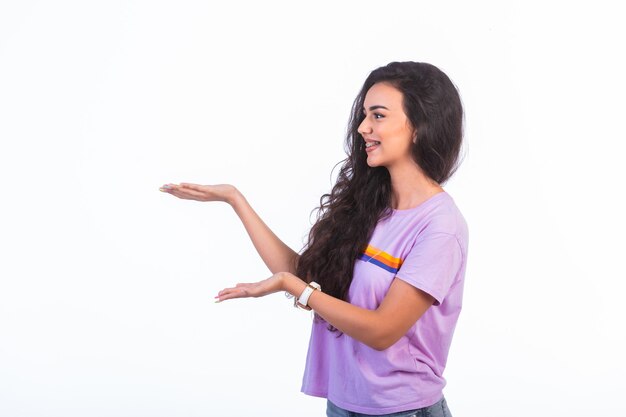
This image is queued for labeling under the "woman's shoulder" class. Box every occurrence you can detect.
[421,192,468,248]
[396,192,468,245]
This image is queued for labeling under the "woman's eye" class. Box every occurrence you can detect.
[373,113,384,119]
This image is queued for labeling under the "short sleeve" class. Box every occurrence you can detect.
[395,232,463,306]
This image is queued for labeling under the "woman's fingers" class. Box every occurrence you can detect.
[159,182,236,204]
[215,282,265,302]
[159,183,222,202]
[159,183,199,192]
[214,274,283,303]
[179,183,202,190]
[215,285,250,302]
[172,188,205,200]
[159,183,207,201]
[158,183,177,192]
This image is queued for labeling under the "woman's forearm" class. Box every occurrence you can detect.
[229,189,299,275]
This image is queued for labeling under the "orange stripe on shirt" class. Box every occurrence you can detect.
[362,244,403,269]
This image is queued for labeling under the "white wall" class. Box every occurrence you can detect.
[1,1,624,416]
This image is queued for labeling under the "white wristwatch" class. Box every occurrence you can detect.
[296,281,321,311]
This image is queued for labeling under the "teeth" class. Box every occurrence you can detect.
[366,141,380,148]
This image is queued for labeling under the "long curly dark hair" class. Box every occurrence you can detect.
[295,61,464,329]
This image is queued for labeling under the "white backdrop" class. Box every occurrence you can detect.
[1,1,624,416]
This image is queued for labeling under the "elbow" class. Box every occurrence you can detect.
[359,316,403,351]
[370,342,389,352]
[371,341,394,352]
[366,334,398,351]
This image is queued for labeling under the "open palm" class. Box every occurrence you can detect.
[159,182,236,203]
[215,273,285,303]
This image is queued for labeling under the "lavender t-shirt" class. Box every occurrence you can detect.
[301,191,469,415]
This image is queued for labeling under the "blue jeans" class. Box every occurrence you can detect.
[326,396,452,417]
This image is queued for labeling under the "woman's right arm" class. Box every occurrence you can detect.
[160,182,299,275]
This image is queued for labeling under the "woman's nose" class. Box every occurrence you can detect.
[358,117,372,135]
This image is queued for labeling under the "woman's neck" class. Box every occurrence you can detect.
[387,160,443,210]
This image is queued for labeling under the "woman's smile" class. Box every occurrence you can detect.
[365,139,381,152]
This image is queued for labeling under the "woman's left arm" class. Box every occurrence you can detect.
[216,272,434,351]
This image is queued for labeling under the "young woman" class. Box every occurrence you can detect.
[159,61,467,417]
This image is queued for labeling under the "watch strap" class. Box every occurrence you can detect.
[296,282,321,310]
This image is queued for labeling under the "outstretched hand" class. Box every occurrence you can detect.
[159,182,237,204]
[215,273,286,303]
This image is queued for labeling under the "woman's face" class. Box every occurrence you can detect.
[358,82,415,169]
